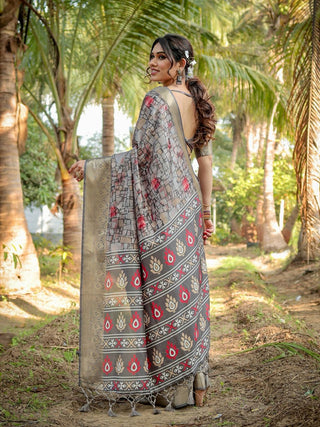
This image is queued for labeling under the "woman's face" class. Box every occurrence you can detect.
[149,42,179,86]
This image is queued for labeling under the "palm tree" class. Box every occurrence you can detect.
[285,0,320,260]
[261,99,288,251]
[0,0,40,292]
[21,0,201,269]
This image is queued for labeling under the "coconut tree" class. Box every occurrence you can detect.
[21,0,198,269]
[285,0,320,260]
[0,0,40,292]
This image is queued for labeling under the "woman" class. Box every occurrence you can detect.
[69,34,216,416]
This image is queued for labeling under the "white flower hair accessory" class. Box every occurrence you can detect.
[185,50,196,79]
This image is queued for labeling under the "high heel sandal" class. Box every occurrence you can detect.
[195,388,208,407]
[194,372,210,407]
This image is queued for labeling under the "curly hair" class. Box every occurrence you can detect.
[149,34,216,148]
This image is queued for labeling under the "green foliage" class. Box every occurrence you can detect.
[229,341,320,363]
[2,244,22,269]
[20,118,58,208]
[224,166,264,222]
[33,235,72,278]
[213,145,297,233]
[63,349,77,363]
[273,153,297,214]
[210,228,244,245]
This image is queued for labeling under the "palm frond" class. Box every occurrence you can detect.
[286,0,320,259]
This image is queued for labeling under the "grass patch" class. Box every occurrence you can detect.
[211,256,276,297]
[214,256,259,278]
[0,310,79,425]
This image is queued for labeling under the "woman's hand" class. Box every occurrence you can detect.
[203,218,214,244]
[68,160,85,182]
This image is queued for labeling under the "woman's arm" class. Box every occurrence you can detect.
[197,154,214,243]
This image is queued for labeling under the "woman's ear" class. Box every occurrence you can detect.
[179,58,187,69]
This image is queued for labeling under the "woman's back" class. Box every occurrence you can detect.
[169,88,197,141]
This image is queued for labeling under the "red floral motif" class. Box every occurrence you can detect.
[127,355,141,375]
[144,95,154,107]
[206,303,210,321]
[151,302,164,320]
[129,312,142,330]
[104,313,113,333]
[137,215,146,230]
[166,341,179,359]
[104,273,113,291]
[168,121,173,129]
[168,139,172,149]
[182,177,189,191]
[194,323,199,341]
[102,355,113,375]
[131,269,141,289]
[142,264,148,281]
[186,229,195,246]
[179,285,190,303]
[147,357,151,370]
[110,205,117,217]
[164,248,176,265]
[152,178,160,190]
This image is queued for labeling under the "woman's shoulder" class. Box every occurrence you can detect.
[140,87,171,111]
[143,87,171,102]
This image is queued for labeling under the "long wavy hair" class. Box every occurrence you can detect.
[147,34,216,148]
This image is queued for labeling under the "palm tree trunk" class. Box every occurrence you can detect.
[261,102,288,252]
[0,0,40,292]
[61,175,82,269]
[102,95,115,156]
[257,122,267,167]
[230,111,245,170]
[246,120,255,170]
[57,126,82,272]
[255,122,267,244]
[282,204,299,244]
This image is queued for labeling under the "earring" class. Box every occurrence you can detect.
[176,69,182,85]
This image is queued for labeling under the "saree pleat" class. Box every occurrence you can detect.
[79,87,210,410]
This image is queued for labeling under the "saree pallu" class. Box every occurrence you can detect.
[79,87,210,415]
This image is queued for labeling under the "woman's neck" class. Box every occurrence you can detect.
[166,82,188,91]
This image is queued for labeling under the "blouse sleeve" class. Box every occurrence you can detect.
[194,142,212,158]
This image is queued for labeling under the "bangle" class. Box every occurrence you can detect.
[202,204,210,209]
[203,209,211,220]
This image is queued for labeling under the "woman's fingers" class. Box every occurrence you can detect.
[203,219,214,242]
[68,160,85,181]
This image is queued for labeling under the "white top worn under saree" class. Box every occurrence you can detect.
[79,86,211,416]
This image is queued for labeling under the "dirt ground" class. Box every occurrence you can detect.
[0,244,320,426]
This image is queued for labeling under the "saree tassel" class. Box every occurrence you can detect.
[108,407,117,417]
[130,407,140,417]
[187,389,195,406]
[150,396,160,414]
[79,402,90,412]
[165,401,174,412]
[79,386,93,412]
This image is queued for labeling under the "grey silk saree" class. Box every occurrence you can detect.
[79,86,210,415]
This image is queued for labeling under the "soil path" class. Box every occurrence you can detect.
[0,244,320,426]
